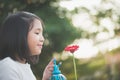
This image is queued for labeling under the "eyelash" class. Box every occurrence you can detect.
[35,32,39,35]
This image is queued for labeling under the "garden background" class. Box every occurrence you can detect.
[0,0,120,80]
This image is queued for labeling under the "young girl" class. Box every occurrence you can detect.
[0,11,53,80]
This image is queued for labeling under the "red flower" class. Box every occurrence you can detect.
[64,45,79,53]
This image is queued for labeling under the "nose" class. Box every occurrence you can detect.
[40,35,45,42]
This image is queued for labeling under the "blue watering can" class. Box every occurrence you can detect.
[50,59,67,80]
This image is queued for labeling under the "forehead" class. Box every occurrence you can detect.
[31,19,43,30]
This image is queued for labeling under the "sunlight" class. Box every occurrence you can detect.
[100,18,115,36]
[96,32,112,42]
[59,0,102,11]
[96,37,120,53]
[73,39,99,59]
[59,0,120,58]
[69,37,120,59]
[72,13,98,33]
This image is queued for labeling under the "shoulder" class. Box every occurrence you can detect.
[0,57,21,79]
[0,57,17,69]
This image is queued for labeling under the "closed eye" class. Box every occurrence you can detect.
[34,28,42,35]
[35,32,39,35]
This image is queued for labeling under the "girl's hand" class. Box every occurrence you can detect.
[42,59,54,80]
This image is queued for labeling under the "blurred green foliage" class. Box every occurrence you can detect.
[1,0,120,80]
[0,0,81,79]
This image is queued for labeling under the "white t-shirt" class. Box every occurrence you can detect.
[0,57,36,80]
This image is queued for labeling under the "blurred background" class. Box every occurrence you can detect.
[0,0,120,80]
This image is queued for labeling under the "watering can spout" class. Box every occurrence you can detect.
[50,59,67,80]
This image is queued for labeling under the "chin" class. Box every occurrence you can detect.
[36,52,41,55]
[32,51,41,55]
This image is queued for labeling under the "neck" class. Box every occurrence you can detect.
[17,58,26,64]
[15,55,26,64]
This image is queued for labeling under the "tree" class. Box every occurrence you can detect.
[0,0,81,79]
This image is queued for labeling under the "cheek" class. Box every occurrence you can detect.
[28,35,37,48]
[28,34,35,49]
[27,35,41,55]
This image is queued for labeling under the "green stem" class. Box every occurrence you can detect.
[72,54,77,80]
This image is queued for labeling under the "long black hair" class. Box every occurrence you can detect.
[0,11,44,64]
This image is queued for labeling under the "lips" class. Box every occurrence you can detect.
[37,44,43,49]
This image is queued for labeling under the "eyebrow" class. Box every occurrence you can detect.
[35,28,43,32]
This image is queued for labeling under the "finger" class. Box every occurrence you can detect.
[48,58,54,65]
[48,67,54,71]
[47,65,54,69]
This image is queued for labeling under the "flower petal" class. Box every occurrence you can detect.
[64,45,79,53]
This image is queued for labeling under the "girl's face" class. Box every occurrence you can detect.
[27,19,44,55]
